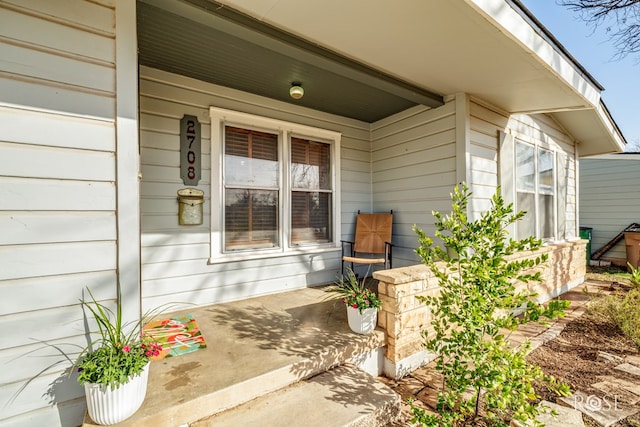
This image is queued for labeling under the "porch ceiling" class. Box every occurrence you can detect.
[137,0,626,155]
[137,0,443,123]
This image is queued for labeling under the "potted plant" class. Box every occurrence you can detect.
[75,288,162,425]
[325,269,382,334]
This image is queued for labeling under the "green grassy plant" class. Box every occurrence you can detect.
[628,262,640,288]
[324,268,382,313]
[591,287,640,349]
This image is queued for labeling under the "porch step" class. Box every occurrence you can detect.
[191,364,401,427]
[81,288,388,427]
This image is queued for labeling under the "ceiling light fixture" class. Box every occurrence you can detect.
[289,83,304,99]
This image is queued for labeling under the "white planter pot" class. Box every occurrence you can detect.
[84,362,150,425]
[346,306,378,334]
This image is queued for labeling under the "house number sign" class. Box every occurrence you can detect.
[180,114,201,185]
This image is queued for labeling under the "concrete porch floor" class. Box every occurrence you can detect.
[82,286,388,426]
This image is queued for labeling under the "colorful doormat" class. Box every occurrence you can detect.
[142,314,206,360]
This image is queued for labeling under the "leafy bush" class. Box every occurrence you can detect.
[591,287,640,349]
[411,184,569,427]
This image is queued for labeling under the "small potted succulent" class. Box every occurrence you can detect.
[325,269,382,334]
[75,288,162,425]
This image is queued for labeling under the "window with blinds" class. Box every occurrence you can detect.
[290,137,332,244]
[210,106,341,259]
[224,126,279,251]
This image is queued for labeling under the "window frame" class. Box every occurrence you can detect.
[223,126,281,252]
[209,107,341,263]
[289,135,334,246]
[514,138,558,241]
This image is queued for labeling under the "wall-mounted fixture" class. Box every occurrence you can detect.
[289,83,304,100]
[177,188,204,225]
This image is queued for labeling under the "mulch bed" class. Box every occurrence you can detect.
[381,278,640,426]
[527,282,640,427]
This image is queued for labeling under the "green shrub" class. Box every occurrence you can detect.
[411,184,569,427]
[591,287,640,349]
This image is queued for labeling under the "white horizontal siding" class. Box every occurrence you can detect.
[0,41,115,93]
[0,370,84,422]
[0,177,115,211]
[0,271,117,316]
[0,142,115,181]
[2,0,115,34]
[580,158,640,261]
[469,101,505,216]
[0,398,86,427]
[0,3,115,119]
[0,2,117,426]
[0,72,115,119]
[0,4,114,63]
[0,105,115,151]
[0,212,115,245]
[0,242,116,281]
[371,102,457,267]
[139,66,371,307]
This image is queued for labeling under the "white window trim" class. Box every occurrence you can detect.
[514,137,558,242]
[208,107,342,264]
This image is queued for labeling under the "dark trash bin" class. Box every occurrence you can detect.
[579,227,593,266]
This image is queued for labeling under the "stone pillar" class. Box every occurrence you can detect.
[374,264,439,379]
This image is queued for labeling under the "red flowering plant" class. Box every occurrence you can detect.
[75,288,162,390]
[324,268,382,313]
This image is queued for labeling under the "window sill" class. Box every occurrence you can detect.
[208,245,341,265]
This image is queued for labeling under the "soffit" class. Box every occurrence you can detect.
[137,1,441,122]
[138,0,625,153]
[214,0,596,114]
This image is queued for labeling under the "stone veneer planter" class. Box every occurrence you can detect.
[372,240,588,379]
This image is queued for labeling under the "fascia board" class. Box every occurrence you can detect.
[466,0,601,108]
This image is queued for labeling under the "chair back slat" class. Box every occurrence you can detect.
[353,213,393,254]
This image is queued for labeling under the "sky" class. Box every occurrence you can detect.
[520,1,640,151]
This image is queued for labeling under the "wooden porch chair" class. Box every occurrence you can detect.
[341,211,393,276]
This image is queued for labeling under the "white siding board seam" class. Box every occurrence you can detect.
[0,35,115,68]
[371,127,455,153]
[88,0,117,7]
[0,102,115,125]
[371,110,455,137]
[469,95,510,118]
[0,2,115,38]
[138,104,203,123]
[538,113,577,145]
[371,108,455,140]
[0,70,115,98]
[0,6,115,64]
[370,105,433,130]
[371,132,456,161]
[372,154,456,173]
